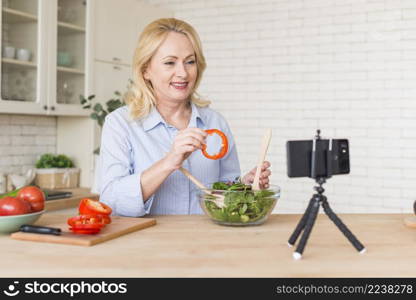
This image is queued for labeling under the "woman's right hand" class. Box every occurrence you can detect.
[163,128,207,171]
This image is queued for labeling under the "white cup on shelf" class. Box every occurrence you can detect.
[16,48,31,62]
[3,46,16,59]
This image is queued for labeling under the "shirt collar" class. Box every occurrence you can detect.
[188,102,205,129]
[142,102,205,132]
[142,106,166,132]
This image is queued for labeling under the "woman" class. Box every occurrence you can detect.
[99,18,271,217]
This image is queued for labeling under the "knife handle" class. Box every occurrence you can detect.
[20,225,62,236]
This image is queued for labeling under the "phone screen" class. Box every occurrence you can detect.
[286,139,349,178]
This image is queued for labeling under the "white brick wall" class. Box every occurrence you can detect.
[144,0,416,213]
[0,114,57,175]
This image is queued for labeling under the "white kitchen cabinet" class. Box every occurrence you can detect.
[94,0,172,66]
[46,0,93,116]
[94,0,136,65]
[0,0,93,116]
[93,61,132,104]
[0,0,47,114]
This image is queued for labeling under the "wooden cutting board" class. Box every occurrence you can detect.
[404,216,416,228]
[10,216,156,246]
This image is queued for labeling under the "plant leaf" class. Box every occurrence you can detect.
[35,153,74,168]
[93,103,103,112]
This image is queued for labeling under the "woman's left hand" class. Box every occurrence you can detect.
[241,161,271,189]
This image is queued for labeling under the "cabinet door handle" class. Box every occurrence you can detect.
[43,105,48,110]
[112,57,121,62]
[113,65,121,70]
[50,106,55,111]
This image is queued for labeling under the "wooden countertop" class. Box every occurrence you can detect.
[44,187,99,211]
[1,213,415,277]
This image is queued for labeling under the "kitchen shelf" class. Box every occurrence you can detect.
[44,187,98,211]
[1,58,37,68]
[58,21,85,35]
[57,66,85,75]
[2,7,37,23]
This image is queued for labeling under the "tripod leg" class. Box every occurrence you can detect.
[288,197,315,247]
[321,197,366,253]
[293,197,320,260]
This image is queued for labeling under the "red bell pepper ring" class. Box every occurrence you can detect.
[70,228,101,235]
[78,198,112,224]
[67,214,107,227]
[201,129,228,160]
[100,215,112,225]
[67,215,106,234]
[79,198,112,216]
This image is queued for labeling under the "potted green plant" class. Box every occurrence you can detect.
[35,154,80,189]
[80,91,126,154]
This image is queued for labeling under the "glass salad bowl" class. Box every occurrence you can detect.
[199,181,280,226]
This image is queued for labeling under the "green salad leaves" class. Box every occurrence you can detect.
[203,181,277,224]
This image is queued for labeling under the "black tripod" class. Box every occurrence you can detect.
[288,131,366,260]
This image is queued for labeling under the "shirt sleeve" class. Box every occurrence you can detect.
[217,117,241,182]
[98,113,154,217]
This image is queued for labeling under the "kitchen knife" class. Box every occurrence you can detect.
[20,225,62,236]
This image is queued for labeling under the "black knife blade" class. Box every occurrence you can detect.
[20,225,62,236]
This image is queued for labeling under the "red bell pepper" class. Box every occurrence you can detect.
[70,228,101,235]
[201,129,228,160]
[79,198,112,216]
[67,214,106,235]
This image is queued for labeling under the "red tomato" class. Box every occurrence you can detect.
[79,198,112,216]
[0,196,31,216]
[17,186,45,212]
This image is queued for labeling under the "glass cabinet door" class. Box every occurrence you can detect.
[55,0,86,105]
[1,0,38,103]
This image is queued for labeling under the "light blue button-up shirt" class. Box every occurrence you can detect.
[98,103,241,217]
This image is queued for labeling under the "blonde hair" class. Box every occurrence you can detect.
[124,18,210,120]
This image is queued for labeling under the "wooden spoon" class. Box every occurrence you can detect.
[179,167,226,208]
[252,128,272,190]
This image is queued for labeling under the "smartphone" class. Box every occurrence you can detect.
[286,139,350,178]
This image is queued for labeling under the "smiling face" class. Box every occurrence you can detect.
[144,31,197,104]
